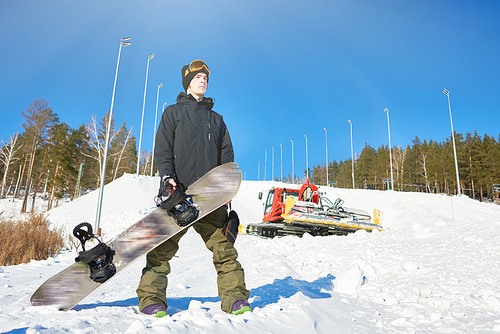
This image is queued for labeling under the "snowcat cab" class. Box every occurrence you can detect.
[262,187,301,223]
[261,180,320,223]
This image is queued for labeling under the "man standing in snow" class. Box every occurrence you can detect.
[136,60,251,317]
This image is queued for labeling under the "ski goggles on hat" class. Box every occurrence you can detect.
[184,60,210,76]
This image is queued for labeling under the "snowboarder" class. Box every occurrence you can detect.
[136,60,251,317]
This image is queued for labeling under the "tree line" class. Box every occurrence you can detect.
[3,98,500,213]
[310,133,500,202]
[0,98,156,213]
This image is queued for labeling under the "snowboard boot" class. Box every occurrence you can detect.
[230,300,252,315]
[141,303,167,318]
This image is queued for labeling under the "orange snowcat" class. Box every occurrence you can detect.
[246,180,383,238]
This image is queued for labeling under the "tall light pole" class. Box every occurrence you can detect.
[304,135,309,180]
[150,82,163,176]
[95,37,131,234]
[384,108,394,190]
[443,88,461,195]
[258,160,260,181]
[324,127,328,186]
[280,143,283,182]
[264,149,267,181]
[272,146,274,182]
[348,120,355,189]
[136,53,154,176]
[291,139,294,184]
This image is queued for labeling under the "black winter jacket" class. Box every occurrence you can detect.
[154,92,234,187]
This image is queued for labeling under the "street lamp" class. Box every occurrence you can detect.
[264,149,267,181]
[304,135,309,180]
[291,139,294,184]
[150,82,163,176]
[280,143,283,182]
[258,160,260,181]
[95,37,131,235]
[272,146,274,182]
[348,120,355,189]
[136,53,154,176]
[384,108,394,190]
[443,88,461,195]
[324,127,328,186]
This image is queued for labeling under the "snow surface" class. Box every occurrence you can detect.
[1,173,500,333]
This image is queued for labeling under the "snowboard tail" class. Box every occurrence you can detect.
[30,162,242,311]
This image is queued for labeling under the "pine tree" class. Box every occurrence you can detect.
[20,98,59,213]
[357,143,376,189]
[427,140,441,193]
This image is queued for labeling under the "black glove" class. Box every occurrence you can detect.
[223,210,240,244]
[158,175,187,202]
[162,175,176,188]
[158,175,176,202]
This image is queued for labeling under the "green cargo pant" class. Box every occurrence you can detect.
[136,206,250,313]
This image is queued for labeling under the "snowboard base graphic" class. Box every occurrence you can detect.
[30,162,242,311]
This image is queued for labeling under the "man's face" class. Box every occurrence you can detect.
[188,73,208,97]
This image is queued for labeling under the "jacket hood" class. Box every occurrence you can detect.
[176,92,214,109]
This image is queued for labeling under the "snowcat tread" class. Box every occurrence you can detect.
[284,220,359,235]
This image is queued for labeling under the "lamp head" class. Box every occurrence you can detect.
[121,37,132,46]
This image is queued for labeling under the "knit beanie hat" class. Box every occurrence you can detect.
[182,60,210,92]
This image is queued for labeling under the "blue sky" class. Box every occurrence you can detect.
[1,0,499,181]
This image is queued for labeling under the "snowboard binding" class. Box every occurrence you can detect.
[73,223,116,283]
[157,187,199,227]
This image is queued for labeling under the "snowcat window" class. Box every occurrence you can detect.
[282,190,299,204]
[264,190,275,214]
[302,186,313,201]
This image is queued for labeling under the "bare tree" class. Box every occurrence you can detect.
[0,132,21,198]
[83,113,120,187]
[30,149,49,212]
[113,126,133,180]
[393,145,407,190]
[420,152,431,193]
[14,154,28,199]
[140,151,152,176]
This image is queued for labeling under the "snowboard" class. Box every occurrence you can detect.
[30,162,242,311]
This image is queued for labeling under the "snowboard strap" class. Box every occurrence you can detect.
[73,222,95,251]
[157,187,200,227]
[75,242,117,283]
[73,222,116,283]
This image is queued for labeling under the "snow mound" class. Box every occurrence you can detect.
[1,174,500,333]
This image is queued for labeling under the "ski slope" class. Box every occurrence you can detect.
[1,173,500,333]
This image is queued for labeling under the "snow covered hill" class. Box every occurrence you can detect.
[1,173,500,333]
